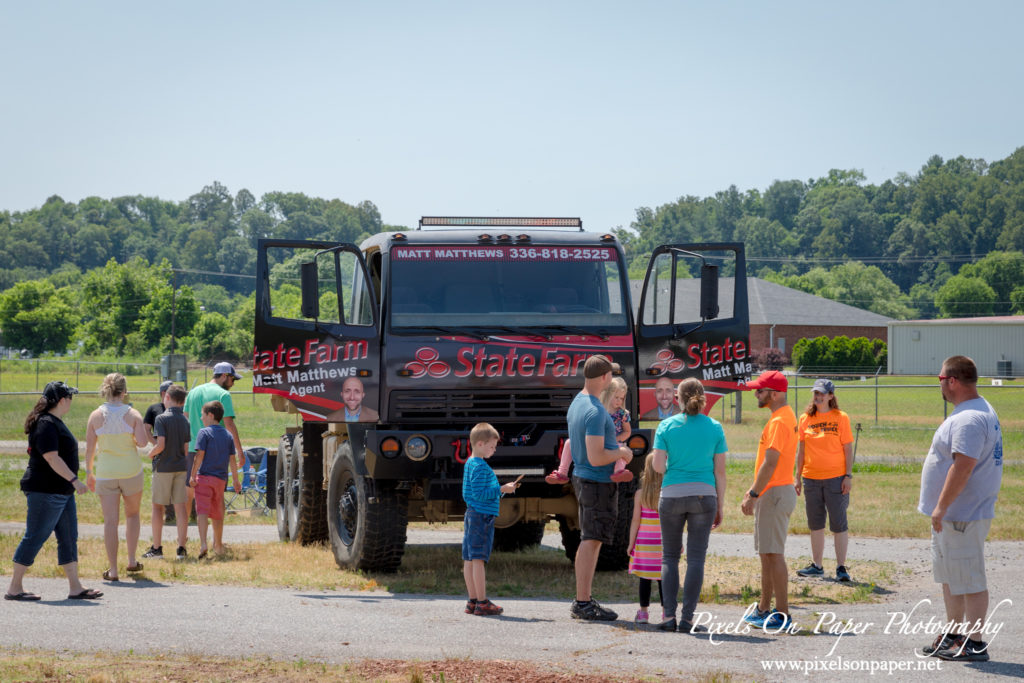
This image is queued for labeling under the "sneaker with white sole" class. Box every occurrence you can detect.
[571,599,617,621]
[796,562,823,577]
[634,609,649,624]
[763,611,792,631]
[142,545,163,559]
[743,607,771,628]
[835,565,851,582]
[936,638,990,662]
[922,632,964,656]
[176,546,187,560]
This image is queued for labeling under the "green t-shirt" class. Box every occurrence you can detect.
[183,380,235,451]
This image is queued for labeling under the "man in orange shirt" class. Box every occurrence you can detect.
[740,370,798,631]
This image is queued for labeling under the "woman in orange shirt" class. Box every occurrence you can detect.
[794,378,854,582]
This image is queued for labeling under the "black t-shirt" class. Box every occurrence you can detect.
[21,413,78,495]
[144,402,165,429]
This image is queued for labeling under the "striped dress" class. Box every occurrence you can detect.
[628,505,663,579]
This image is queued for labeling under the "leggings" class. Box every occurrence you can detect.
[638,578,663,608]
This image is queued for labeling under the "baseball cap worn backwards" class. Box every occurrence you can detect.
[43,381,78,403]
[745,370,788,392]
[213,362,243,380]
[812,378,835,394]
[583,354,621,379]
[159,380,174,393]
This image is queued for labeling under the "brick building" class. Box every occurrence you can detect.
[630,277,891,358]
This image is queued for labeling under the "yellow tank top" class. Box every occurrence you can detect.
[94,404,142,479]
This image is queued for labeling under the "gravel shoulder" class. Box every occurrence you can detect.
[2,522,1022,681]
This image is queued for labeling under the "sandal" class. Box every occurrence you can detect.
[102,570,119,582]
[126,563,144,573]
[68,589,103,600]
[197,550,208,560]
[4,592,41,601]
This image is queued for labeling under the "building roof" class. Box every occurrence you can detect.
[890,315,1024,325]
[629,277,892,327]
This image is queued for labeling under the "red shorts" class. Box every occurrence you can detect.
[194,474,226,520]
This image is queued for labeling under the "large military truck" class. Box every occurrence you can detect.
[252,217,750,572]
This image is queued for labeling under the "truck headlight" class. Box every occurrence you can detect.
[405,435,430,461]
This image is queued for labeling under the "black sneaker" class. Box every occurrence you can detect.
[571,599,618,621]
[679,620,708,634]
[142,545,163,559]
[657,617,677,632]
[176,546,187,560]
[921,632,964,656]
[796,562,823,577]
[835,565,852,582]
[936,638,989,662]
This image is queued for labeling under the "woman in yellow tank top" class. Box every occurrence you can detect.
[86,373,149,582]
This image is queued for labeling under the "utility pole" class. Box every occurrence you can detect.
[170,269,178,354]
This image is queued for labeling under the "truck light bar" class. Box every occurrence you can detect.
[419,216,583,230]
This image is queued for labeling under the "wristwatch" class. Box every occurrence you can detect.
[843,474,853,479]
[748,489,759,498]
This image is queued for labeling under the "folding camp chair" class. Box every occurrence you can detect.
[225,447,269,515]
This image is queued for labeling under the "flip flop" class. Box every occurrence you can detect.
[68,589,103,600]
[197,550,208,560]
[4,592,41,601]
[102,570,119,582]
[126,563,144,573]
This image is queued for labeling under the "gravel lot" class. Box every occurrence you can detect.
[2,521,1022,681]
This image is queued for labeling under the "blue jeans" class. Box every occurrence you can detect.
[462,507,495,562]
[659,495,716,623]
[13,491,79,567]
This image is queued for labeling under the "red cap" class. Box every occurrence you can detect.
[745,370,788,392]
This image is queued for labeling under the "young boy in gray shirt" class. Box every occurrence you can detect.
[143,385,191,560]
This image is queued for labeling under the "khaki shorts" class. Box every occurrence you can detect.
[94,470,144,497]
[754,484,796,555]
[151,471,188,506]
[932,518,991,595]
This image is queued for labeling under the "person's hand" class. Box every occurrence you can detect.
[841,477,852,495]
[740,492,756,516]
[232,477,241,493]
[712,507,723,530]
[73,479,88,495]
[190,475,198,488]
[86,472,96,493]
[618,445,633,464]
[931,507,945,533]
[794,480,802,496]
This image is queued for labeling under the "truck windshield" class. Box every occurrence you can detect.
[388,244,629,331]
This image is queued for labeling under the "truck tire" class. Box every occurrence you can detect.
[493,521,546,552]
[327,441,408,572]
[285,433,302,542]
[275,433,292,541]
[556,481,637,571]
[288,433,328,545]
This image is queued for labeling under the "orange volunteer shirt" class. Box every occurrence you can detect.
[754,405,798,492]
[798,409,853,480]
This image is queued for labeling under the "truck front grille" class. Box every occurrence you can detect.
[389,390,575,422]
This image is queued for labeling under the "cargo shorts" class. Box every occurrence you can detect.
[572,476,619,545]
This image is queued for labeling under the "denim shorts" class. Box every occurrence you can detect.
[13,491,79,567]
[462,507,496,562]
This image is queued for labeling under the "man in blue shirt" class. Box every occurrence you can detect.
[568,354,634,621]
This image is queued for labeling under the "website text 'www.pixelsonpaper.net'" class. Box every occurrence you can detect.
[761,657,943,675]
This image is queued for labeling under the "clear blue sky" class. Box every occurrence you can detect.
[2,1,1021,233]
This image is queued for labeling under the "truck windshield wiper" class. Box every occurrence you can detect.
[488,326,552,341]
[420,326,490,341]
[535,325,609,341]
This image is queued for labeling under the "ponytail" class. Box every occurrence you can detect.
[24,396,53,434]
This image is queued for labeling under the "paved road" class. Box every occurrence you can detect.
[2,521,1022,681]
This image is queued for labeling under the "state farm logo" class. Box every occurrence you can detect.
[649,348,685,376]
[405,347,451,378]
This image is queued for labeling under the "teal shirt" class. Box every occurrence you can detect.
[183,380,235,451]
[653,413,727,489]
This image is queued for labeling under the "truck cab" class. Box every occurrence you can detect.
[252,217,750,572]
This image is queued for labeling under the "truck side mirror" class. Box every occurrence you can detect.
[300,261,320,319]
[700,263,719,320]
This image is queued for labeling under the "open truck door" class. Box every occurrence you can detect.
[634,243,751,419]
[252,239,381,423]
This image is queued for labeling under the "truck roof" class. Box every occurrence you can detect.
[360,229,620,255]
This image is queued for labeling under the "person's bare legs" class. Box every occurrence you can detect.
[197,514,209,555]
[123,491,143,568]
[99,493,122,578]
[463,561,476,600]
[964,590,990,639]
[767,553,789,614]
[6,562,29,596]
[468,559,487,601]
[810,529,825,567]
[61,561,86,596]
[758,554,773,612]
[574,539,601,602]
[212,516,225,553]
[151,503,165,550]
[173,502,188,549]
[834,531,849,567]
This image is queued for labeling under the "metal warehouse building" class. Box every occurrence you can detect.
[887,316,1024,377]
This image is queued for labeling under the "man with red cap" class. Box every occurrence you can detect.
[740,370,798,631]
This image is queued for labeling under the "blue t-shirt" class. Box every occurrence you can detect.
[654,413,727,489]
[462,456,501,516]
[567,392,618,483]
[195,424,236,481]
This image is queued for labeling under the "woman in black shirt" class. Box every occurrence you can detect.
[5,382,103,601]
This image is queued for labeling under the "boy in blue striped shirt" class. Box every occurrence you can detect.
[462,422,520,616]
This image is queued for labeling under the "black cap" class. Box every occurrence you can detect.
[43,381,79,403]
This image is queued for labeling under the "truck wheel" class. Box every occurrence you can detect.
[275,433,292,541]
[596,480,637,571]
[285,433,302,542]
[493,521,546,552]
[557,515,580,564]
[287,433,328,545]
[327,441,408,573]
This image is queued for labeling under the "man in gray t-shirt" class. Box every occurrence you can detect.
[917,355,1003,663]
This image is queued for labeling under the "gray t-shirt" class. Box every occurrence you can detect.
[152,406,190,473]
[918,397,1003,521]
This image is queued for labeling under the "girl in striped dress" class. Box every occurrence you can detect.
[627,453,664,623]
